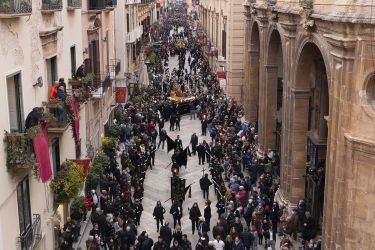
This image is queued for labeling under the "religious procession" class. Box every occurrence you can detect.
[57,2,320,250]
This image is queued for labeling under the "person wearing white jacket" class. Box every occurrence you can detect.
[213,235,225,250]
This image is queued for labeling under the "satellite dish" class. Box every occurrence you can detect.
[33,76,43,88]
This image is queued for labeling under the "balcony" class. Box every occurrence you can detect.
[19,214,42,250]
[106,59,121,77]
[126,26,143,43]
[67,0,81,10]
[88,0,116,12]
[140,0,154,4]
[41,0,62,13]
[43,101,70,134]
[0,0,32,18]
[125,0,141,5]
[91,75,113,98]
[4,131,37,174]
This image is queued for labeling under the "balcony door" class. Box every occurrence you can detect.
[7,73,24,132]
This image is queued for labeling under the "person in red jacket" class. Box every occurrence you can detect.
[83,195,94,223]
[50,81,59,99]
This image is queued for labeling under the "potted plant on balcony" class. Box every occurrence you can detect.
[46,98,64,109]
[50,161,84,203]
[83,72,96,86]
[68,79,82,87]
[4,129,38,173]
[43,112,58,126]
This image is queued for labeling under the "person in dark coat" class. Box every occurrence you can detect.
[302,211,315,242]
[270,202,280,241]
[197,143,206,165]
[239,227,254,250]
[160,221,173,247]
[216,198,226,219]
[153,201,166,232]
[175,135,183,151]
[154,236,169,250]
[170,113,176,131]
[204,200,212,230]
[232,236,245,250]
[158,117,165,135]
[170,200,183,228]
[158,129,167,149]
[189,202,201,235]
[175,111,181,131]
[171,239,183,250]
[181,234,192,250]
[198,217,210,236]
[172,225,183,245]
[200,174,212,199]
[190,133,198,155]
[201,117,208,136]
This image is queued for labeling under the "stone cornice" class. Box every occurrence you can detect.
[345,133,375,156]
[323,34,357,50]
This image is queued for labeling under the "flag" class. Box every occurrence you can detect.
[169,177,186,202]
[167,135,176,152]
[176,147,189,166]
[184,184,193,198]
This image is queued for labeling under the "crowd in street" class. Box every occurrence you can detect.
[59,2,320,250]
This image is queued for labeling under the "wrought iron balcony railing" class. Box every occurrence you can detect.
[41,0,62,12]
[19,214,42,250]
[0,0,32,17]
[88,0,116,11]
[67,0,81,9]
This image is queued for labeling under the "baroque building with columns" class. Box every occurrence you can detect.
[243,0,375,249]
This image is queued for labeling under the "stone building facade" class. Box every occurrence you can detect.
[197,0,245,101]
[243,0,375,249]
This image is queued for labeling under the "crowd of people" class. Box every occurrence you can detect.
[59,2,320,250]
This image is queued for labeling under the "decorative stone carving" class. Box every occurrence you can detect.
[299,0,313,9]
[39,26,63,58]
[299,0,315,32]
[266,0,277,7]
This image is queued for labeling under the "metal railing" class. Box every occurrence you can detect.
[19,214,42,250]
[0,0,32,15]
[41,0,62,11]
[88,0,116,10]
[67,0,81,8]
[106,59,121,78]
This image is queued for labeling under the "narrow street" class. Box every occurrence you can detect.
[137,115,216,247]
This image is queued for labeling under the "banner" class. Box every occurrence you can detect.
[175,146,190,166]
[171,177,186,202]
[167,135,176,152]
[115,87,127,103]
[72,159,91,177]
[33,124,52,182]
[69,100,80,144]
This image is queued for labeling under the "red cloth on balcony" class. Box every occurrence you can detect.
[33,124,52,182]
[69,100,80,144]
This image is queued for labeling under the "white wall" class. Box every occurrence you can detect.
[0,0,85,249]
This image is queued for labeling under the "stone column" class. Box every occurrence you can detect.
[288,88,310,203]
[243,12,251,120]
[256,18,268,153]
